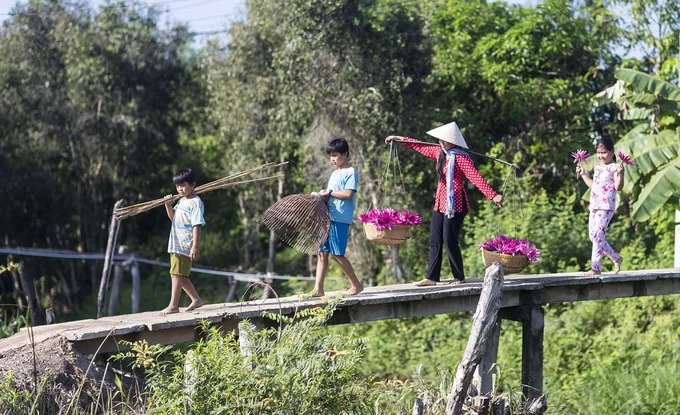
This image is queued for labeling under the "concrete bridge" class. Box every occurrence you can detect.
[1,268,679,398]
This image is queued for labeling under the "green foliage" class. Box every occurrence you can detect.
[543,296,680,414]
[594,69,680,221]
[140,314,381,414]
[0,372,32,412]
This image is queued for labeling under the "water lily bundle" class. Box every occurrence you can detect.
[359,208,421,231]
[617,151,635,165]
[571,149,589,164]
[480,233,541,263]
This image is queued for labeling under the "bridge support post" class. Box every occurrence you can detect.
[521,305,544,400]
[500,304,544,400]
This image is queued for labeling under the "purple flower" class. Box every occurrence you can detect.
[617,151,634,165]
[360,208,421,231]
[571,149,589,164]
[479,233,540,263]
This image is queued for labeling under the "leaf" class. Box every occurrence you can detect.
[631,159,680,222]
[615,68,680,101]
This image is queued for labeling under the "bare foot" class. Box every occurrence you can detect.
[614,257,623,274]
[185,299,204,311]
[160,306,179,316]
[345,286,364,296]
[584,270,601,276]
[414,278,437,287]
[310,290,325,297]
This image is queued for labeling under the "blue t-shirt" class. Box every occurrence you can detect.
[326,167,358,224]
[168,195,205,256]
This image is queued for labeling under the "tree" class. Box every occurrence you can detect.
[0,0,195,314]
[594,68,680,221]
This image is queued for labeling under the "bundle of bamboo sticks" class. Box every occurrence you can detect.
[113,162,287,220]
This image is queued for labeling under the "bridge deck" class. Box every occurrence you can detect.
[1,268,678,355]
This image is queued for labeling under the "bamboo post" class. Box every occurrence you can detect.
[446,263,504,415]
[97,199,123,319]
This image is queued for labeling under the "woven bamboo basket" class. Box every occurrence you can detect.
[481,248,529,274]
[363,223,412,245]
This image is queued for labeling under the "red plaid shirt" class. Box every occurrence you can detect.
[401,137,498,214]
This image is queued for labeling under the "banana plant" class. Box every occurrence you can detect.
[593,68,680,222]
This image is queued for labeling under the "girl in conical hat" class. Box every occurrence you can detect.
[386,122,503,286]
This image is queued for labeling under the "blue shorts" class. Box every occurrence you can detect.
[320,222,350,256]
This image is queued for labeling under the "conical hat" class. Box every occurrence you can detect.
[426,122,468,149]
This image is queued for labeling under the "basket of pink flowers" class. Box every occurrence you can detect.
[359,208,421,245]
[480,233,541,274]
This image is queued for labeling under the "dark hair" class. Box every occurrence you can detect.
[436,152,446,182]
[173,168,196,185]
[326,138,350,157]
[595,137,617,162]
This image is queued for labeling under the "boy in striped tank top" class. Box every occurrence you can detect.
[160,168,205,315]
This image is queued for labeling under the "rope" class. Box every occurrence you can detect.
[373,143,409,210]
[485,166,523,238]
[398,139,519,169]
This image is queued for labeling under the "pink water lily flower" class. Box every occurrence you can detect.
[359,208,421,231]
[479,233,541,263]
[571,149,589,164]
[617,151,634,165]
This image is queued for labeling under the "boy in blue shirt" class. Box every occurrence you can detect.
[160,168,205,315]
[312,138,363,297]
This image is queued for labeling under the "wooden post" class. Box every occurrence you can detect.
[97,199,123,319]
[225,277,237,303]
[446,263,504,415]
[412,398,424,415]
[130,257,140,314]
[107,264,122,315]
[474,321,501,396]
[18,261,45,326]
[521,305,544,400]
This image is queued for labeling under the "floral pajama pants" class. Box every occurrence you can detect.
[588,209,621,272]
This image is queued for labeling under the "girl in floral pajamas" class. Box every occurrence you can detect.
[576,137,624,275]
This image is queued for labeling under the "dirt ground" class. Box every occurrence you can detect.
[0,335,137,410]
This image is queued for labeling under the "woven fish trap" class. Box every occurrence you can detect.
[481,248,529,274]
[363,223,412,245]
[262,194,330,255]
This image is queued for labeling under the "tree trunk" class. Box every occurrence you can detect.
[267,168,285,273]
[18,261,46,326]
[446,263,504,415]
[237,194,252,268]
[390,245,404,283]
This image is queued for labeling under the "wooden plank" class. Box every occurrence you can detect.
[1,268,679,355]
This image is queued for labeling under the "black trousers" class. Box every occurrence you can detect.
[425,210,466,282]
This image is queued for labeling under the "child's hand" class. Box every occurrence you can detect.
[190,246,199,261]
[163,194,173,205]
[492,194,503,208]
[616,163,624,173]
[320,189,331,198]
